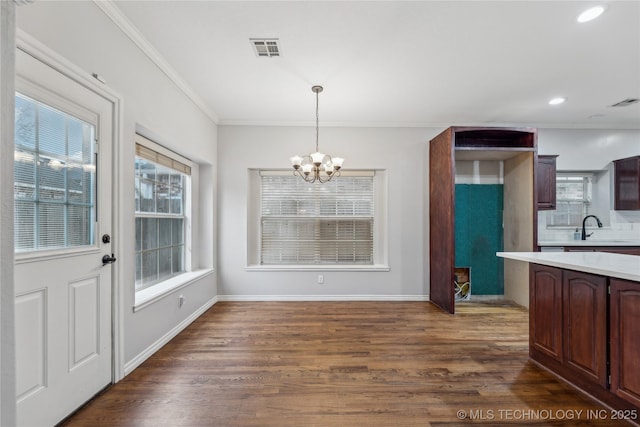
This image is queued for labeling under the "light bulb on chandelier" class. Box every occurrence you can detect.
[290,85,344,183]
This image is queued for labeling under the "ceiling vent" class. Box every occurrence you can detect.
[609,98,639,107]
[250,38,280,57]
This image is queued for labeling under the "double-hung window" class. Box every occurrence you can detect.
[547,173,592,227]
[134,135,191,292]
[259,171,375,266]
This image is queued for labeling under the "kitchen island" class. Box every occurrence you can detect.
[497,251,640,417]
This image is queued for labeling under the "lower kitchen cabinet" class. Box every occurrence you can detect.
[610,279,640,408]
[530,264,639,411]
[530,265,607,388]
[530,265,563,361]
[562,270,607,388]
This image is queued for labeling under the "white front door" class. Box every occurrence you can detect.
[14,48,114,427]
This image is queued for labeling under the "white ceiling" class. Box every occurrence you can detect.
[111,0,640,129]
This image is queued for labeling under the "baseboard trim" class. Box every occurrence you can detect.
[217,295,429,302]
[123,296,218,376]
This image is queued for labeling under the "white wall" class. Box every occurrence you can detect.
[16,2,217,370]
[455,160,503,184]
[220,127,639,300]
[218,125,436,299]
[538,129,640,170]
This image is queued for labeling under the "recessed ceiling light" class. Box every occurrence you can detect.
[577,6,606,23]
[549,97,566,106]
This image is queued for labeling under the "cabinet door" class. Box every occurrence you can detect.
[530,264,563,361]
[563,271,607,388]
[614,156,640,211]
[610,279,640,407]
[536,155,557,210]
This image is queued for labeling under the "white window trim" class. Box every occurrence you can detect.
[133,267,214,311]
[246,169,389,271]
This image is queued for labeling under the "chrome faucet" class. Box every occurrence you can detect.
[581,215,603,240]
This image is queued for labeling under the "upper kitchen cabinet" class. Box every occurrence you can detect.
[614,155,640,210]
[537,155,558,210]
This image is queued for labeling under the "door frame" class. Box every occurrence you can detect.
[1,3,17,426]
[15,30,125,383]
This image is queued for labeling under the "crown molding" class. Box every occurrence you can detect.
[93,0,219,125]
[217,119,640,130]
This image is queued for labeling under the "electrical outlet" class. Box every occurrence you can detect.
[179,295,185,307]
[318,274,324,284]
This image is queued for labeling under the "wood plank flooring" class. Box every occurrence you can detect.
[61,301,629,426]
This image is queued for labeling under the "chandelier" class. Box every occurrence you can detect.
[289,85,344,183]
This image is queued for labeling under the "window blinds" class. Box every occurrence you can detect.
[548,174,593,227]
[135,135,191,176]
[14,93,96,252]
[260,172,374,265]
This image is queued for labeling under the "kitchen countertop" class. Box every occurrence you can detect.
[497,251,640,282]
[538,240,640,247]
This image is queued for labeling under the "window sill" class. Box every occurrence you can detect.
[245,265,390,272]
[134,268,214,312]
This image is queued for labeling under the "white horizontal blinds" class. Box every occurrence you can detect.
[549,174,592,227]
[14,93,96,252]
[261,173,374,265]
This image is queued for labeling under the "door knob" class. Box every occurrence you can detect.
[102,254,117,265]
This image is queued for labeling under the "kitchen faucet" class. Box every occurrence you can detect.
[581,215,603,240]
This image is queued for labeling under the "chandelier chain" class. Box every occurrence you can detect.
[315,89,320,153]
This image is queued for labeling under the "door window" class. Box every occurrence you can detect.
[14,93,96,252]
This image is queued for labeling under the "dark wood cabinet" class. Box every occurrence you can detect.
[530,264,640,411]
[564,246,640,256]
[614,155,640,211]
[610,279,640,408]
[530,265,607,389]
[537,155,557,210]
[530,264,563,361]
[562,270,607,388]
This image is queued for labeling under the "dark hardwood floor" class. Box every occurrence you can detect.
[62,301,629,426]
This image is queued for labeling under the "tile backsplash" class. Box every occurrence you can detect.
[538,210,640,242]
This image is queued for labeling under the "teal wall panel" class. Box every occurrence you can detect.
[455,184,504,295]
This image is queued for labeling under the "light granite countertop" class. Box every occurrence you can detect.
[497,251,640,282]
